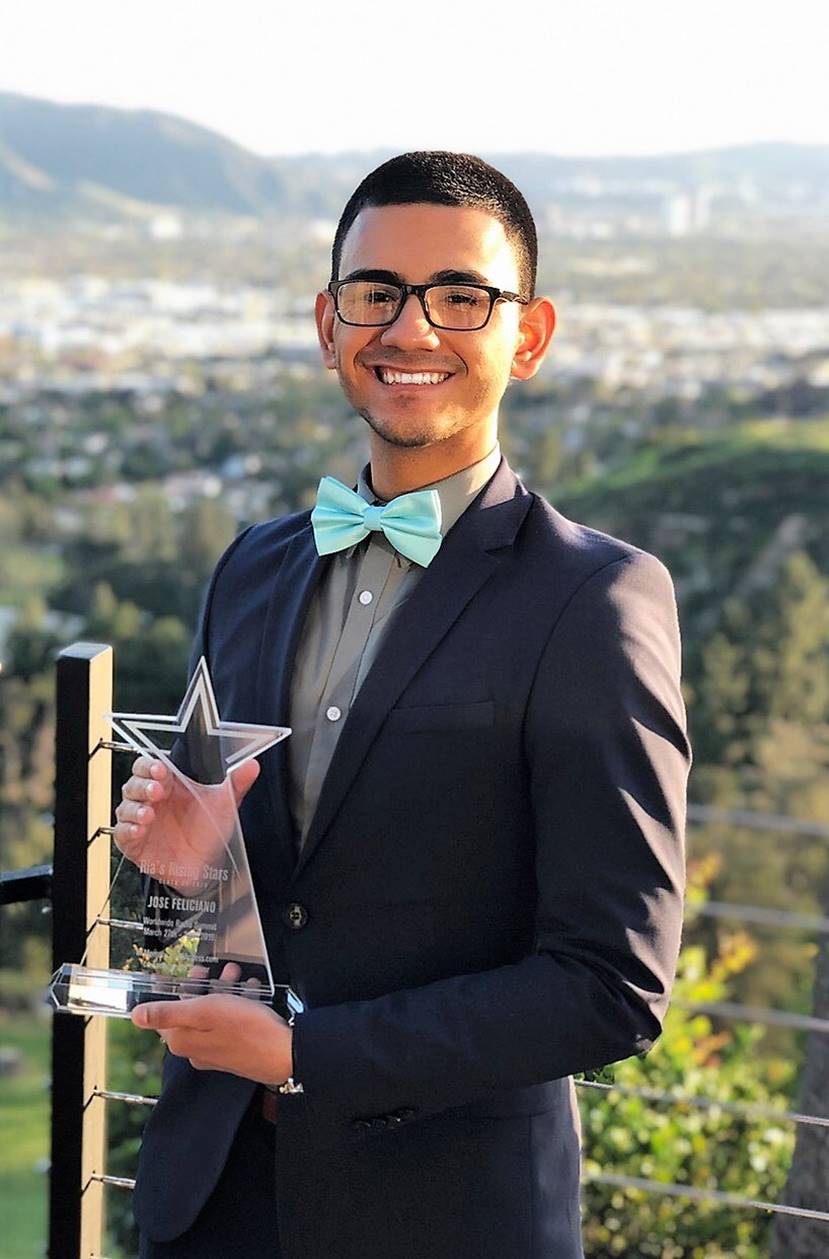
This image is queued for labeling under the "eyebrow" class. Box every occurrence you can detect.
[340,267,492,286]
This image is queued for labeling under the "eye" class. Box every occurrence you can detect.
[444,287,484,307]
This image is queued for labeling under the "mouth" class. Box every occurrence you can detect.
[372,367,452,387]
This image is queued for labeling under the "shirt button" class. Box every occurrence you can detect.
[326,705,342,722]
[358,590,373,605]
[283,903,308,930]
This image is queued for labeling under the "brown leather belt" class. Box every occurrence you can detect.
[261,1087,279,1125]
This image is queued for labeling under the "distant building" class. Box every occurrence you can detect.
[664,186,714,236]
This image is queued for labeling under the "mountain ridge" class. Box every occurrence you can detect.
[2,90,828,221]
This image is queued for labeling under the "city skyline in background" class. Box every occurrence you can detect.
[5,0,829,158]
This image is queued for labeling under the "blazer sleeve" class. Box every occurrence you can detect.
[291,551,691,1133]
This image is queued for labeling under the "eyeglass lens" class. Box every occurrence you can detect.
[335,282,492,330]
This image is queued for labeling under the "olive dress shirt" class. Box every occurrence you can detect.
[287,443,502,848]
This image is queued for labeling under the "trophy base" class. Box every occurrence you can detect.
[48,963,276,1019]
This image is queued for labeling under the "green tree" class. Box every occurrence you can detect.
[177,498,235,574]
[582,857,796,1258]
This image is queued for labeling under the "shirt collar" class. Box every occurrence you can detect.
[355,442,502,538]
[339,445,502,567]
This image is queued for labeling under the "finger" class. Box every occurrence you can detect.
[131,755,167,779]
[132,998,212,1032]
[229,759,260,805]
[111,819,146,855]
[181,964,210,996]
[213,963,243,993]
[122,775,168,805]
[115,800,155,826]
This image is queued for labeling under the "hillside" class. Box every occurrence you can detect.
[554,423,829,658]
[0,91,285,216]
[2,91,829,223]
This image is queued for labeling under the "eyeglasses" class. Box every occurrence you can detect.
[328,279,528,331]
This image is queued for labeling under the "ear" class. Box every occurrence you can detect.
[510,297,556,381]
[315,290,337,369]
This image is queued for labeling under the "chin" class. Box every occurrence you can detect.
[360,412,438,449]
[360,408,467,450]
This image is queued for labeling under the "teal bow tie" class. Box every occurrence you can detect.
[311,476,443,567]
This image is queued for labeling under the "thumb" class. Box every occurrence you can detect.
[132,998,208,1031]
[229,758,260,805]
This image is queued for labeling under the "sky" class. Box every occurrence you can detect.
[4,0,828,158]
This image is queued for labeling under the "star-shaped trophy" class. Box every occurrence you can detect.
[49,659,291,1018]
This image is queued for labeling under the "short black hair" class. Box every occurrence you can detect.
[331,151,537,299]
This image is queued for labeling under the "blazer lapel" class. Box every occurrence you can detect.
[255,521,326,857]
[294,459,532,878]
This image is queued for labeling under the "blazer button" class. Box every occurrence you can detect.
[284,902,308,930]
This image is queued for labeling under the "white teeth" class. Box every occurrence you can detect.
[379,369,450,386]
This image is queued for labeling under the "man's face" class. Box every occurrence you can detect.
[316,203,530,450]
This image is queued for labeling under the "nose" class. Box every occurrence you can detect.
[379,292,440,351]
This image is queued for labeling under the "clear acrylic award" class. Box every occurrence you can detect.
[49,659,291,1018]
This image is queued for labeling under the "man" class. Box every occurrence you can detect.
[117,151,691,1258]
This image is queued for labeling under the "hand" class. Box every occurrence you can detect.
[113,755,259,893]
[131,963,293,1086]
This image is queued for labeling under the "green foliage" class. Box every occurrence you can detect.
[129,935,199,977]
[581,859,796,1257]
[560,437,829,1035]
[684,551,829,1027]
[84,582,190,712]
[0,1013,52,1259]
[694,552,829,767]
[0,601,57,884]
[556,430,829,674]
[104,1019,165,1258]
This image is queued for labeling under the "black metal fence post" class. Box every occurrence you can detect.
[49,643,113,1259]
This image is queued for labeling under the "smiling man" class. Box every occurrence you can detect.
[320,197,545,483]
[122,152,691,1259]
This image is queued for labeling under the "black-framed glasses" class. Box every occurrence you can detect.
[328,279,528,331]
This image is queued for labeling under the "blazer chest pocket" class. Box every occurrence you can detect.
[384,699,495,733]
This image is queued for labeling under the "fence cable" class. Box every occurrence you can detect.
[687,803,829,839]
[576,1077,829,1130]
[582,1171,829,1223]
[93,1088,157,1107]
[672,998,829,1035]
[687,898,829,934]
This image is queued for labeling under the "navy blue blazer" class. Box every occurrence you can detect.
[133,458,690,1258]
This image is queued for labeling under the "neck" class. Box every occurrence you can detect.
[367,417,498,500]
